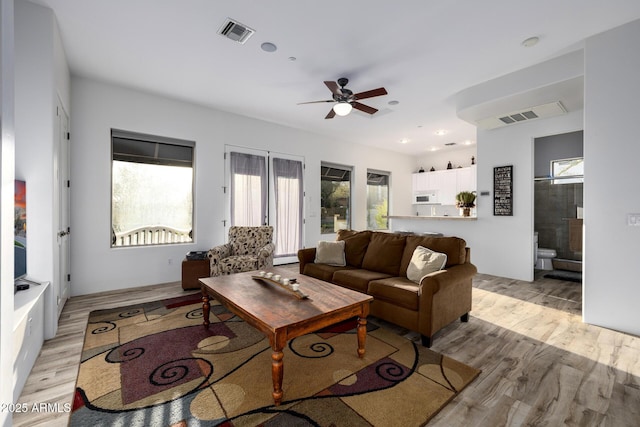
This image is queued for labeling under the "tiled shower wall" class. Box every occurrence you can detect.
[534,180,583,261]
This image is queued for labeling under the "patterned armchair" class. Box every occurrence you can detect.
[208,226,275,276]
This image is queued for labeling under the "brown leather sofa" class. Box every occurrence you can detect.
[297,230,477,347]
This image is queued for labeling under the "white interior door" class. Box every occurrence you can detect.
[54,99,70,316]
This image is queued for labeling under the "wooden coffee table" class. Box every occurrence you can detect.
[199,267,373,406]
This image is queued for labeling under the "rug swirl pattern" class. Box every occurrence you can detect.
[71,294,480,426]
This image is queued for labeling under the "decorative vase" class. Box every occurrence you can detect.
[462,207,471,217]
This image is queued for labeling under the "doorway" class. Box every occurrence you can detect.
[53,98,71,315]
[534,131,583,280]
[224,146,304,264]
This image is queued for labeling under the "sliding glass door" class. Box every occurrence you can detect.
[226,146,304,264]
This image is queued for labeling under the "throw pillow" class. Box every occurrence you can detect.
[406,246,447,284]
[315,240,346,266]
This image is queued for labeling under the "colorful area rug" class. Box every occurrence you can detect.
[71,294,480,426]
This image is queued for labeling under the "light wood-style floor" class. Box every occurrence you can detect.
[13,267,640,426]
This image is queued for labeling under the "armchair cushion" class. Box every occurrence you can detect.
[229,226,273,255]
[219,255,262,275]
[209,226,274,276]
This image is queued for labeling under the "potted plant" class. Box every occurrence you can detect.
[455,191,476,217]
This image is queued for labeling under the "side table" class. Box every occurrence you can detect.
[181,258,209,290]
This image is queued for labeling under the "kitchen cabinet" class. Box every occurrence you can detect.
[456,165,476,194]
[439,169,458,205]
[412,165,476,205]
[412,172,432,192]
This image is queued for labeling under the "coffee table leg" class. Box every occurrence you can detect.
[271,348,284,405]
[357,316,367,358]
[202,293,210,327]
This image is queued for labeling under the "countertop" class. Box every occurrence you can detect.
[386,215,477,220]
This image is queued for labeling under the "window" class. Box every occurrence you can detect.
[367,170,389,230]
[229,151,267,226]
[552,157,584,184]
[111,129,194,247]
[321,163,352,234]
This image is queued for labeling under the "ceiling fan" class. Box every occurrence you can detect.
[298,77,388,119]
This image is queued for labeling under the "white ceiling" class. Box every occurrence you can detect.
[33,0,640,155]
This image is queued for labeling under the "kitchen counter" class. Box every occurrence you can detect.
[386,215,477,221]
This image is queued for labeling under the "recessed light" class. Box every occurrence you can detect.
[261,42,277,52]
[428,146,440,152]
[399,138,409,144]
[288,56,297,61]
[522,36,539,48]
[388,100,399,106]
[464,140,474,145]
[434,129,448,136]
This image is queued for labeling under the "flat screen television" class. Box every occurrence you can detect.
[15,180,27,284]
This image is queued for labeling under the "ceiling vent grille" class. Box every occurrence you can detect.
[476,101,567,130]
[218,18,255,44]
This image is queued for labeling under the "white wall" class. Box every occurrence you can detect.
[415,145,476,173]
[70,77,414,296]
[0,0,15,419]
[583,19,640,336]
[14,0,70,332]
[392,110,583,281]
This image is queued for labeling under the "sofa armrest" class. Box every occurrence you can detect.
[417,262,477,336]
[297,248,317,274]
[257,242,276,270]
[207,243,232,277]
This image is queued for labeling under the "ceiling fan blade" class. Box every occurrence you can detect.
[352,102,378,115]
[325,108,336,119]
[297,100,334,105]
[324,81,342,96]
[353,87,388,100]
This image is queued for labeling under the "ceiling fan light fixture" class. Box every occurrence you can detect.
[333,102,352,116]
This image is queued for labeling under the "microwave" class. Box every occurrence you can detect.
[413,192,439,205]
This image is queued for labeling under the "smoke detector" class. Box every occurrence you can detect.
[218,18,255,44]
[476,101,567,130]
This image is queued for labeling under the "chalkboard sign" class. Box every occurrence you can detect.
[493,165,513,216]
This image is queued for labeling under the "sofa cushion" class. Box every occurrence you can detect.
[336,229,372,267]
[303,263,354,283]
[368,277,420,311]
[315,240,346,266]
[406,246,447,284]
[332,269,392,293]
[400,236,466,275]
[361,232,407,276]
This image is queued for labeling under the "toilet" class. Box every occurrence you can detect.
[534,232,557,270]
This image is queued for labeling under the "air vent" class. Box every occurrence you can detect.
[476,101,567,130]
[444,142,457,146]
[218,18,255,44]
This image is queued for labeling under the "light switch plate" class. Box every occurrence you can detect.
[627,213,640,226]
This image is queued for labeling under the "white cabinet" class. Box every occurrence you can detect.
[412,172,432,192]
[439,169,458,205]
[456,165,477,194]
[13,281,51,402]
[412,166,477,205]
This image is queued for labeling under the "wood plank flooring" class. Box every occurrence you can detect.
[12,267,640,426]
